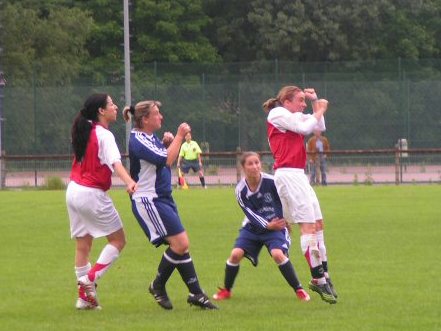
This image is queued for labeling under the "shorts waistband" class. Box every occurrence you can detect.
[275,168,305,174]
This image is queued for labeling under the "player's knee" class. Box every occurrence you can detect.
[171,241,189,255]
[270,249,286,264]
[229,249,244,264]
[300,223,316,235]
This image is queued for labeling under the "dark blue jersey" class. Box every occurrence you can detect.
[128,130,171,199]
[235,173,283,234]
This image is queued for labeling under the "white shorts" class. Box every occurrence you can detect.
[274,168,323,224]
[66,181,123,238]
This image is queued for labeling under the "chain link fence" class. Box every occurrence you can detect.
[1,59,440,188]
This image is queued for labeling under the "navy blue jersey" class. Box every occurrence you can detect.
[129,130,171,199]
[235,173,283,234]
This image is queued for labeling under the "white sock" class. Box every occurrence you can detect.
[75,262,91,280]
[300,234,322,269]
[316,230,328,265]
[89,244,120,281]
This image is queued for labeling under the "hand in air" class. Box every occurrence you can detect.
[304,88,318,101]
[162,131,174,148]
[177,122,191,139]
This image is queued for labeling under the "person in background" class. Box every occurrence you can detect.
[307,130,330,186]
[123,101,217,310]
[263,86,338,304]
[177,132,207,188]
[66,93,137,310]
[213,152,310,302]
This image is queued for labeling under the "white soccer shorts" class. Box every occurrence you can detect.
[66,181,123,238]
[274,168,323,224]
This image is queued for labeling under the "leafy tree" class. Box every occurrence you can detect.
[75,0,126,83]
[131,0,219,64]
[0,2,93,85]
[204,0,441,62]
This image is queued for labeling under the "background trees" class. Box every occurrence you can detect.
[0,0,440,154]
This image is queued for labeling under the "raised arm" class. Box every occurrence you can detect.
[166,123,191,167]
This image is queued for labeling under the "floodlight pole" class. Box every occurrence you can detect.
[0,71,6,189]
[123,0,132,155]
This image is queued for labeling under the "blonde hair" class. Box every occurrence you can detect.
[123,100,162,128]
[240,151,260,167]
[262,85,303,113]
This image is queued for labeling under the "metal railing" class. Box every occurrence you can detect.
[1,148,440,189]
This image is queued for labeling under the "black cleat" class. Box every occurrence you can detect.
[308,280,337,304]
[149,283,173,310]
[187,293,218,310]
[326,278,338,298]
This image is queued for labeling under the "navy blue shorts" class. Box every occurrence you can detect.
[131,196,185,247]
[181,159,200,174]
[233,228,291,266]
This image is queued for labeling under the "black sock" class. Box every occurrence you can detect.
[322,260,328,273]
[153,247,176,289]
[311,264,325,279]
[279,260,302,290]
[174,252,203,294]
[224,262,240,290]
[199,176,206,187]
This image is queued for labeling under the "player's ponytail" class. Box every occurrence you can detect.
[262,98,280,113]
[263,86,303,113]
[71,93,108,161]
[123,105,135,122]
[125,100,162,129]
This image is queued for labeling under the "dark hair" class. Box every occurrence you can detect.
[262,85,303,113]
[71,93,108,161]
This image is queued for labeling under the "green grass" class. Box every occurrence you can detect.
[1,185,440,331]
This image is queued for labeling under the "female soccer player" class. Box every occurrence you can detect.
[66,93,137,310]
[263,86,338,304]
[213,152,310,302]
[123,101,217,310]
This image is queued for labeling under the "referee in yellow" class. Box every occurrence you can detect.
[177,132,207,188]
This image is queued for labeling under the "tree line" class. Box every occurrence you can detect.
[1,0,440,86]
[0,0,440,155]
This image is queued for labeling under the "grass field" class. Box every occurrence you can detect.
[1,185,440,331]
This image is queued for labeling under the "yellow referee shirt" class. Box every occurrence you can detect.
[179,141,202,160]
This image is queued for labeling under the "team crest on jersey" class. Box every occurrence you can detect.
[264,193,272,203]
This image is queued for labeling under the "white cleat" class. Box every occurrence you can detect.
[78,275,100,308]
[75,297,102,310]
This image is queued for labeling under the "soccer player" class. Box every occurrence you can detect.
[213,152,310,302]
[123,101,217,310]
[66,93,137,310]
[263,86,338,304]
[176,132,207,188]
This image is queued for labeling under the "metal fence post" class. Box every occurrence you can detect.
[0,72,6,189]
[394,148,400,185]
[236,147,241,184]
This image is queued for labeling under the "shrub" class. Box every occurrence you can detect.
[44,176,66,190]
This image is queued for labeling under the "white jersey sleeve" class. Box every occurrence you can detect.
[96,125,122,172]
[268,107,325,135]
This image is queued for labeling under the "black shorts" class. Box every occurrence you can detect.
[181,159,200,173]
